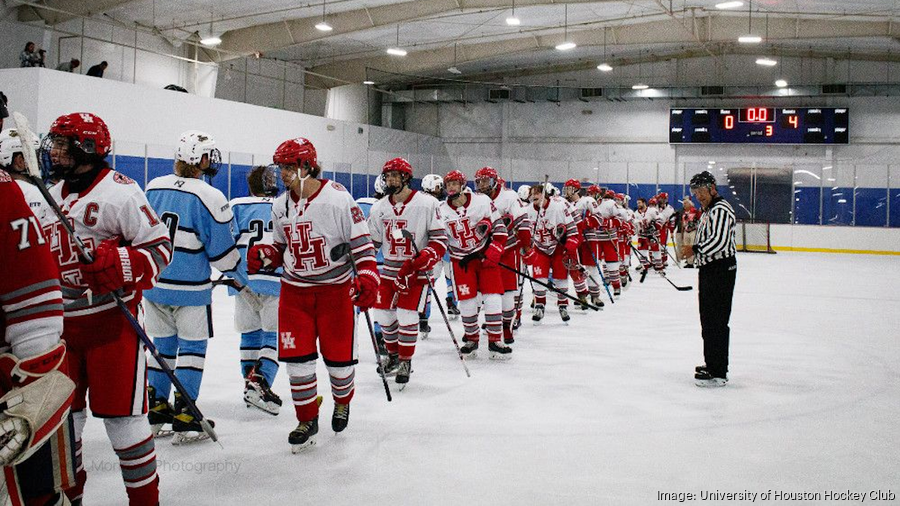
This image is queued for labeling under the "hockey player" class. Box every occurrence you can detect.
[475,167,529,344]
[421,173,460,320]
[615,193,635,285]
[356,178,386,354]
[143,130,247,444]
[0,173,73,506]
[562,179,602,308]
[528,183,578,323]
[247,138,379,452]
[586,184,603,203]
[636,197,663,273]
[229,165,283,415]
[438,170,511,359]
[656,192,675,268]
[368,159,447,383]
[597,190,624,297]
[0,128,54,227]
[42,112,170,505]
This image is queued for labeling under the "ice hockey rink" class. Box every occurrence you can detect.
[73,251,900,505]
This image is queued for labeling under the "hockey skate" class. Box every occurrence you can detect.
[332,403,350,433]
[559,306,570,323]
[532,304,545,324]
[396,359,412,387]
[289,418,319,453]
[488,341,512,360]
[577,294,590,311]
[590,294,603,308]
[377,353,400,376]
[419,313,431,339]
[148,386,175,438]
[613,287,622,298]
[460,340,479,359]
[446,297,460,320]
[503,325,514,345]
[244,361,283,416]
[695,375,727,388]
[171,394,215,446]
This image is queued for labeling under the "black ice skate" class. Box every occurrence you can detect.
[148,386,175,438]
[460,340,479,358]
[332,403,350,433]
[171,393,215,446]
[559,306,570,323]
[577,294,590,311]
[396,359,412,385]
[488,341,512,360]
[377,353,400,376]
[244,361,283,416]
[613,287,621,297]
[289,418,319,453]
[532,304,545,324]
[446,297,460,319]
[419,312,431,339]
[590,294,603,308]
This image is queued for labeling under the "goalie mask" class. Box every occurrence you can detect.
[40,112,111,182]
[176,130,222,178]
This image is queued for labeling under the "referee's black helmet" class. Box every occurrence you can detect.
[689,170,716,189]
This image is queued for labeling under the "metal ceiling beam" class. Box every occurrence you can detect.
[16,0,136,24]
[305,15,900,88]
[216,0,618,58]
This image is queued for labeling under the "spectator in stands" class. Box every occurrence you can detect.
[675,196,701,268]
[56,58,81,72]
[86,61,108,77]
[19,42,45,67]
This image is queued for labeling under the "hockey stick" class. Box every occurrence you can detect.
[329,243,393,401]
[395,229,471,377]
[496,261,602,310]
[12,112,220,445]
[630,246,692,291]
[550,224,610,306]
[585,245,616,304]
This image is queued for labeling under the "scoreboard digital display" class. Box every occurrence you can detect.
[669,107,849,144]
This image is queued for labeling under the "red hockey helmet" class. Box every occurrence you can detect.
[587,185,602,196]
[444,170,467,186]
[273,138,317,168]
[564,179,582,190]
[615,192,625,201]
[474,166,498,181]
[657,191,669,201]
[48,112,111,157]
[604,189,616,199]
[497,177,506,188]
[382,157,413,178]
[649,197,658,205]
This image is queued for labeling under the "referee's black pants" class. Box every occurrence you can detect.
[698,255,737,379]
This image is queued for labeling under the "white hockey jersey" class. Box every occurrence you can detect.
[636,206,661,238]
[16,179,56,228]
[658,204,676,230]
[437,192,508,260]
[47,169,172,317]
[271,180,376,288]
[489,187,529,251]
[597,198,622,242]
[573,196,601,242]
[368,190,447,282]
[530,196,577,256]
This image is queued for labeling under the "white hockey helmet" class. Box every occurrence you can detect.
[176,130,221,176]
[546,183,559,196]
[0,128,38,168]
[422,173,443,192]
[373,174,386,195]
[517,184,531,201]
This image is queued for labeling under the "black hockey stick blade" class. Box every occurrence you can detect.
[639,268,649,283]
[330,243,351,262]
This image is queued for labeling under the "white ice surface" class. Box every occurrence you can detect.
[79,252,900,505]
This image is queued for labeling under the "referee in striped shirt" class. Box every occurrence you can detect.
[681,170,737,387]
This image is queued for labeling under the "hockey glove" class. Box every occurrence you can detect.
[0,342,75,466]
[521,246,537,266]
[351,268,380,309]
[248,244,283,274]
[411,247,439,272]
[565,238,579,258]
[474,218,492,239]
[80,238,145,295]
[483,242,504,266]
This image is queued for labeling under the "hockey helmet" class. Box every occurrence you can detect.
[586,185,602,197]
[689,170,716,189]
[373,174,387,196]
[382,157,413,178]
[474,166,498,194]
[444,170,467,196]
[176,130,221,177]
[657,191,669,201]
[274,138,317,172]
[649,197,658,205]
[41,112,112,181]
[517,184,531,201]
[422,173,443,192]
[604,189,616,199]
[0,128,38,170]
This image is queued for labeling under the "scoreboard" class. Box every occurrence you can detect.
[669,107,849,144]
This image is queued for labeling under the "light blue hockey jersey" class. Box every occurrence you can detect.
[229,196,281,297]
[356,197,383,265]
[144,174,248,306]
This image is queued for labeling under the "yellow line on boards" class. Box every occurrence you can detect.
[770,246,900,256]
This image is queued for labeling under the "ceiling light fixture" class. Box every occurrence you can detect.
[506,0,520,25]
[597,63,613,72]
[597,28,612,71]
[775,79,788,87]
[756,57,777,66]
[447,43,462,74]
[738,0,761,44]
[715,1,744,9]
[200,10,221,46]
[363,80,375,85]
[387,24,407,56]
[632,84,649,90]
[315,0,333,31]
[555,5,575,51]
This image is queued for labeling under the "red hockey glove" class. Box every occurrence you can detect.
[248,244,283,274]
[484,242,504,266]
[351,268,380,309]
[475,218,492,238]
[393,273,411,294]
[410,247,439,273]
[521,246,536,265]
[80,238,145,295]
[584,214,602,229]
[565,238,579,258]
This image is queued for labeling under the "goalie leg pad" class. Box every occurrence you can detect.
[0,370,75,466]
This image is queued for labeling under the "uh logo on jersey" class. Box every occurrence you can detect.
[47,216,96,287]
[286,221,329,271]
[447,219,479,250]
[383,219,414,257]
